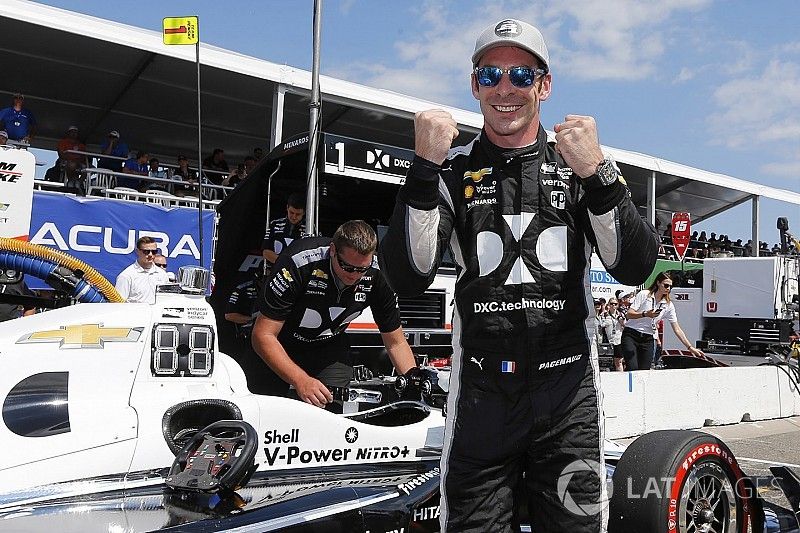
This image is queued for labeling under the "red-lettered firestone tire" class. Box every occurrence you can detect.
[607,430,762,533]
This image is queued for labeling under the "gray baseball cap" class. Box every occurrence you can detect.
[472,18,549,70]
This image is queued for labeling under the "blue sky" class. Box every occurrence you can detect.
[37,0,800,245]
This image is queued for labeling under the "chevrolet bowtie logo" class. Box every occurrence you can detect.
[17,324,143,349]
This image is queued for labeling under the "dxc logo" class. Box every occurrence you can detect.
[298,306,362,339]
[476,212,567,285]
[366,149,391,170]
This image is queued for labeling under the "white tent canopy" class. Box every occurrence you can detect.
[1,0,797,246]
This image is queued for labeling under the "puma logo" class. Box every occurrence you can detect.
[470,357,484,371]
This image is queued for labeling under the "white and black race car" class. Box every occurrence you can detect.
[0,267,797,533]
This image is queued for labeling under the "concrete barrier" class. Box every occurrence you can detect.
[601,366,800,439]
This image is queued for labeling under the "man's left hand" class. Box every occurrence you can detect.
[553,115,605,178]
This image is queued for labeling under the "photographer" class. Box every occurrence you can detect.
[622,272,703,370]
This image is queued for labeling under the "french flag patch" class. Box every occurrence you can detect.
[501,361,516,373]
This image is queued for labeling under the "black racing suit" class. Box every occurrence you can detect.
[261,216,306,272]
[257,236,402,393]
[379,128,658,533]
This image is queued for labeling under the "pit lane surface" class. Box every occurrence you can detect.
[615,416,800,511]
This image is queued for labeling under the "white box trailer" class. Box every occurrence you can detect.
[702,257,792,319]
[698,257,799,354]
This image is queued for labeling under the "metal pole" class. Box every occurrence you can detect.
[647,170,657,227]
[752,196,760,257]
[305,0,322,236]
[196,40,204,266]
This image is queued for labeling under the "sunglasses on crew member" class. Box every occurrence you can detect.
[662,283,672,289]
[138,248,157,256]
[155,262,167,268]
[335,253,371,274]
[474,66,547,88]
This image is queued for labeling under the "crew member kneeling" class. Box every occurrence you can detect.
[250,220,417,407]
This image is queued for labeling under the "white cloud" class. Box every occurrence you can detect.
[708,59,800,148]
[545,0,710,80]
[674,67,696,83]
[707,59,800,179]
[327,0,713,103]
[759,161,800,179]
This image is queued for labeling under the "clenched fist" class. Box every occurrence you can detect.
[414,109,459,165]
[553,115,605,178]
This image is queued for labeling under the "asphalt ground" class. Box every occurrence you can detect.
[615,416,800,513]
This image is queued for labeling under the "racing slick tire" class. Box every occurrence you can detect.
[608,430,763,533]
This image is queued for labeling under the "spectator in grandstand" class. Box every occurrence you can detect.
[142,157,168,192]
[223,163,246,188]
[98,130,129,173]
[621,272,704,370]
[57,125,88,191]
[119,150,149,189]
[0,274,36,322]
[171,154,200,197]
[0,93,36,143]
[601,297,625,371]
[253,147,264,160]
[223,156,257,188]
[115,236,170,304]
[250,220,416,403]
[0,130,7,146]
[202,148,229,185]
[262,192,306,273]
[698,231,707,242]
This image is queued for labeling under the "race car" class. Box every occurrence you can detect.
[0,266,798,532]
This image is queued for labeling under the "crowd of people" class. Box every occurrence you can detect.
[659,224,786,260]
[0,92,264,198]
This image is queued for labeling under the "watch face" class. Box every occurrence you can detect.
[597,159,618,186]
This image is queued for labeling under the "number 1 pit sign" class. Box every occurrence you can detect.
[162,17,198,45]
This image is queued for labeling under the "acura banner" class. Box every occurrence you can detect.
[27,191,215,290]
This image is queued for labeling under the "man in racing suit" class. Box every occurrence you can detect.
[262,192,306,274]
[252,220,417,407]
[378,18,658,533]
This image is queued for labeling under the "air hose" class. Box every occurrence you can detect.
[0,237,123,303]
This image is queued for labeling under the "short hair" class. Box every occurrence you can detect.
[244,156,256,163]
[149,158,159,165]
[333,220,377,255]
[136,150,147,159]
[136,236,157,249]
[287,192,305,209]
[212,148,224,157]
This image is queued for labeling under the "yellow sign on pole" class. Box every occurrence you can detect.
[162,16,198,45]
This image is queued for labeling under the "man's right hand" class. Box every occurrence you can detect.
[293,375,333,408]
[414,109,459,165]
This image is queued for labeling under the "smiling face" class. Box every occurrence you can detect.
[471,46,551,148]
